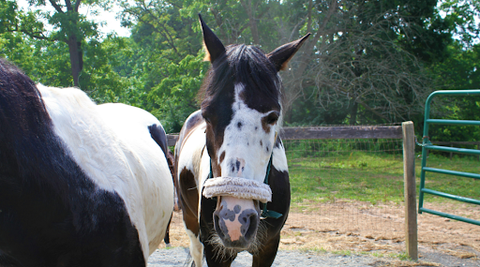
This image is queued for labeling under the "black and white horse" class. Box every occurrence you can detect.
[175,16,309,267]
[0,58,174,266]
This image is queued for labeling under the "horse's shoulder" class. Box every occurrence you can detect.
[175,110,208,184]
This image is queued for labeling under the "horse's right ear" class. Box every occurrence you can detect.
[199,14,226,63]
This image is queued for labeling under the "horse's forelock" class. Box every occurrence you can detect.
[231,45,281,112]
[199,44,282,113]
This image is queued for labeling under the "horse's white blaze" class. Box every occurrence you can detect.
[39,85,173,259]
[218,83,280,184]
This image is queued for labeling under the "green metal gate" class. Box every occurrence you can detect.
[419,89,480,226]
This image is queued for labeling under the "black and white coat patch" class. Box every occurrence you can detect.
[0,61,173,267]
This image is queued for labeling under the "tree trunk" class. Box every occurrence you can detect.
[66,35,82,88]
[63,0,83,88]
[349,101,358,125]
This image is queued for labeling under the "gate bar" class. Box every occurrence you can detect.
[426,119,480,126]
[421,188,480,205]
[424,145,480,156]
[423,167,480,179]
[419,208,480,226]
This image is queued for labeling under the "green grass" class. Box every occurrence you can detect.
[287,148,480,209]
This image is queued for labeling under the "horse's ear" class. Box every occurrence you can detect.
[199,14,226,63]
[267,33,311,72]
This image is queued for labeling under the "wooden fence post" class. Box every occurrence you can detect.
[402,121,418,260]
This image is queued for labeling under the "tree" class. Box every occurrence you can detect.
[0,0,46,73]
[115,0,457,128]
[12,0,106,87]
[117,0,209,132]
[275,0,453,125]
[438,0,480,49]
[427,42,480,142]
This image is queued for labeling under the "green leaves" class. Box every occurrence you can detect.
[1,0,480,141]
[147,52,208,132]
[48,9,98,42]
[438,0,480,48]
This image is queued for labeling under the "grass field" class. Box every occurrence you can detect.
[284,139,480,210]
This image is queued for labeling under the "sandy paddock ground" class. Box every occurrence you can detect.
[159,200,480,265]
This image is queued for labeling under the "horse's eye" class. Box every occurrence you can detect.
[202,113,211,123]
[264,111,279,125]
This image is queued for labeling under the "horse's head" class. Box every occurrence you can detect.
[198,15,309,249]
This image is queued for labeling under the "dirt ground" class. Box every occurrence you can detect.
[160,201,480,266]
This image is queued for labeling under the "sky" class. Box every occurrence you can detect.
[16,0,131,37]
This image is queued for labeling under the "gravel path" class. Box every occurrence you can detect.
[147,247,480,267]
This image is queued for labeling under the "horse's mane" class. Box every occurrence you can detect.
[199,44,282,112]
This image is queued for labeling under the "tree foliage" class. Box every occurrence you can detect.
[1,0,480,139]
[279,0,453,126]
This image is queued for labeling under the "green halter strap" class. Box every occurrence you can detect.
[260,154,283,219]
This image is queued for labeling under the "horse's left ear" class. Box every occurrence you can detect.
[267,33,311,72]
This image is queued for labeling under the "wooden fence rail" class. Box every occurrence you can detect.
[166,126,404,146]
[279,126,403,140]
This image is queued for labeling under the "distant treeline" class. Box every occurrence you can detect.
[2,0,480,142]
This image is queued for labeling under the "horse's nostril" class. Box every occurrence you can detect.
[213,211,227,240]
[241,210,259,240]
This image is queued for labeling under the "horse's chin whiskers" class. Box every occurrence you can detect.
[249,220,268,255]
[206,232,238,262]
[206,219,268,259]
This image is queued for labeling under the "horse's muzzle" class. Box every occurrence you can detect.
[213,197,260,248]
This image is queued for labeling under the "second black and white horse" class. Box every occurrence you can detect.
[0,58,174,267]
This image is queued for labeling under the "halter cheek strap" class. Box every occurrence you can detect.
[261,155,283,219]
[203,154,283,219]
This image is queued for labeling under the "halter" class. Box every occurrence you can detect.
[260,155,283,219]
[204,153,282,219]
